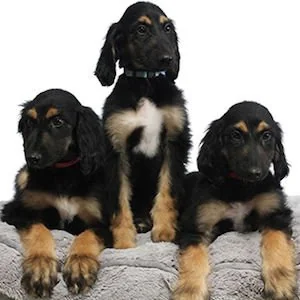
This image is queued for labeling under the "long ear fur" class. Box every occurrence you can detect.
[197,119,226,182]
[168,28,180,81]
[76,107,105,175]
[95,23,119,86]
[273,123,289,181]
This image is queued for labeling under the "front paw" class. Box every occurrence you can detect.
[21,255,58,298]
[173,285,210,300]
[113,226,137,249]
[263,267,297,300]
[151,225,176,242]
[63,254,99,294]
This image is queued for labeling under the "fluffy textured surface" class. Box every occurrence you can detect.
[0,197,299,300]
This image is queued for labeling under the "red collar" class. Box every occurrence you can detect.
[54,157,80,168]
[228,171,240,180]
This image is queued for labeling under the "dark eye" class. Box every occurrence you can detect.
[51,116,64,128]
[262,131,272,142]
[164,23,172,32]
[137,24,147,35]
[231,129,242,141]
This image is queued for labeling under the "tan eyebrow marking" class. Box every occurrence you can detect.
[256,121,270,132]
[159,15,169,24]
[26,108,37,119]
[46,107,59,119]
[233,121,249,133]
[138,15,152,25]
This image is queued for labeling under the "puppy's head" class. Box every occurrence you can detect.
[19,89,104,175]
[95,1,180,86]
[197,101,289,183]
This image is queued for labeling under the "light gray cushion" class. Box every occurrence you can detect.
[0,197,299,300]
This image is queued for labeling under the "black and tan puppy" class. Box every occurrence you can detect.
[174,101,297,300]
[95,2,191,248]
[1,89,112,297]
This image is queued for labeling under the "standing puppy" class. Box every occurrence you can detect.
[174,101,297,300]
[2,89,112,297]
[95,2,191,248]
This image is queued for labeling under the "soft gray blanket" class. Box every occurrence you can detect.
[0,197,299,300]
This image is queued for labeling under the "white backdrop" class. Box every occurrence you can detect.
[0,0,299,201]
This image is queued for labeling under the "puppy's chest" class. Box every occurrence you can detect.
[107,97,185,158]
[224,202,254,231]
[132,98,164,157]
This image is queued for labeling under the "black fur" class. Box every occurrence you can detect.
[2,89,112,243]
[179,101,292,247]
[96,2,191,235]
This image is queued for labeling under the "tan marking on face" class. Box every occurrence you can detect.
[256,121,270,132]
[26,108,37,119]
[173,244,210,299]
[45,107,59,119]
[261,229,296,298]
[159,15,169,24]
[251,192,280,216]
[22,191,102,224]
[17,168,29,190]
[161,106,185,138]
[138,15,152,25]
[234,121,248,133]
[151,151,177,242]
[111,156,136,249]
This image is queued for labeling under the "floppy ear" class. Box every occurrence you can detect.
[167,26,180,81]
[95,23,119,86]
[273,123,289,181]
[76,107,105,175]
[197,119,226,182]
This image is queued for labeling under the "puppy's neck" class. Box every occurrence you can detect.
[124,68,166,79]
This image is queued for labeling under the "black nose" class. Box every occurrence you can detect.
[248,167,262,179]
[159,55,173,66]
[27,152,42,165]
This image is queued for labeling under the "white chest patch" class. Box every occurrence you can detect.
[133,98,163,158]
[54,197,79,222]
[224,202,253,232]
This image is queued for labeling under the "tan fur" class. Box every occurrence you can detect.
[105,110,139,151]
[16,169,29,190]
[138,15,152,25]
[20,223,56,258]
[196,201,229,233]
[64,230,104,293]
[261,229,297,299]
[161,106,185,138]
[159,15,169,24]
[45,107,59,119]
[234,120,248,133]
[256,121,270,132]
[173,244,210,300]
[105,103,185,152]
[26,108,37,119]
[19,224,58,296]
[111,169,136,249]
[22,191,102,224]
[252,192,280,216]
[151,154,177,242]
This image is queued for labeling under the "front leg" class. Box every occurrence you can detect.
[63,229,106,294]
[111,170,136,249]
[151,156,178,242]
[173,243,211,300]
[261,228,297,300]
[20,223,58,298]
